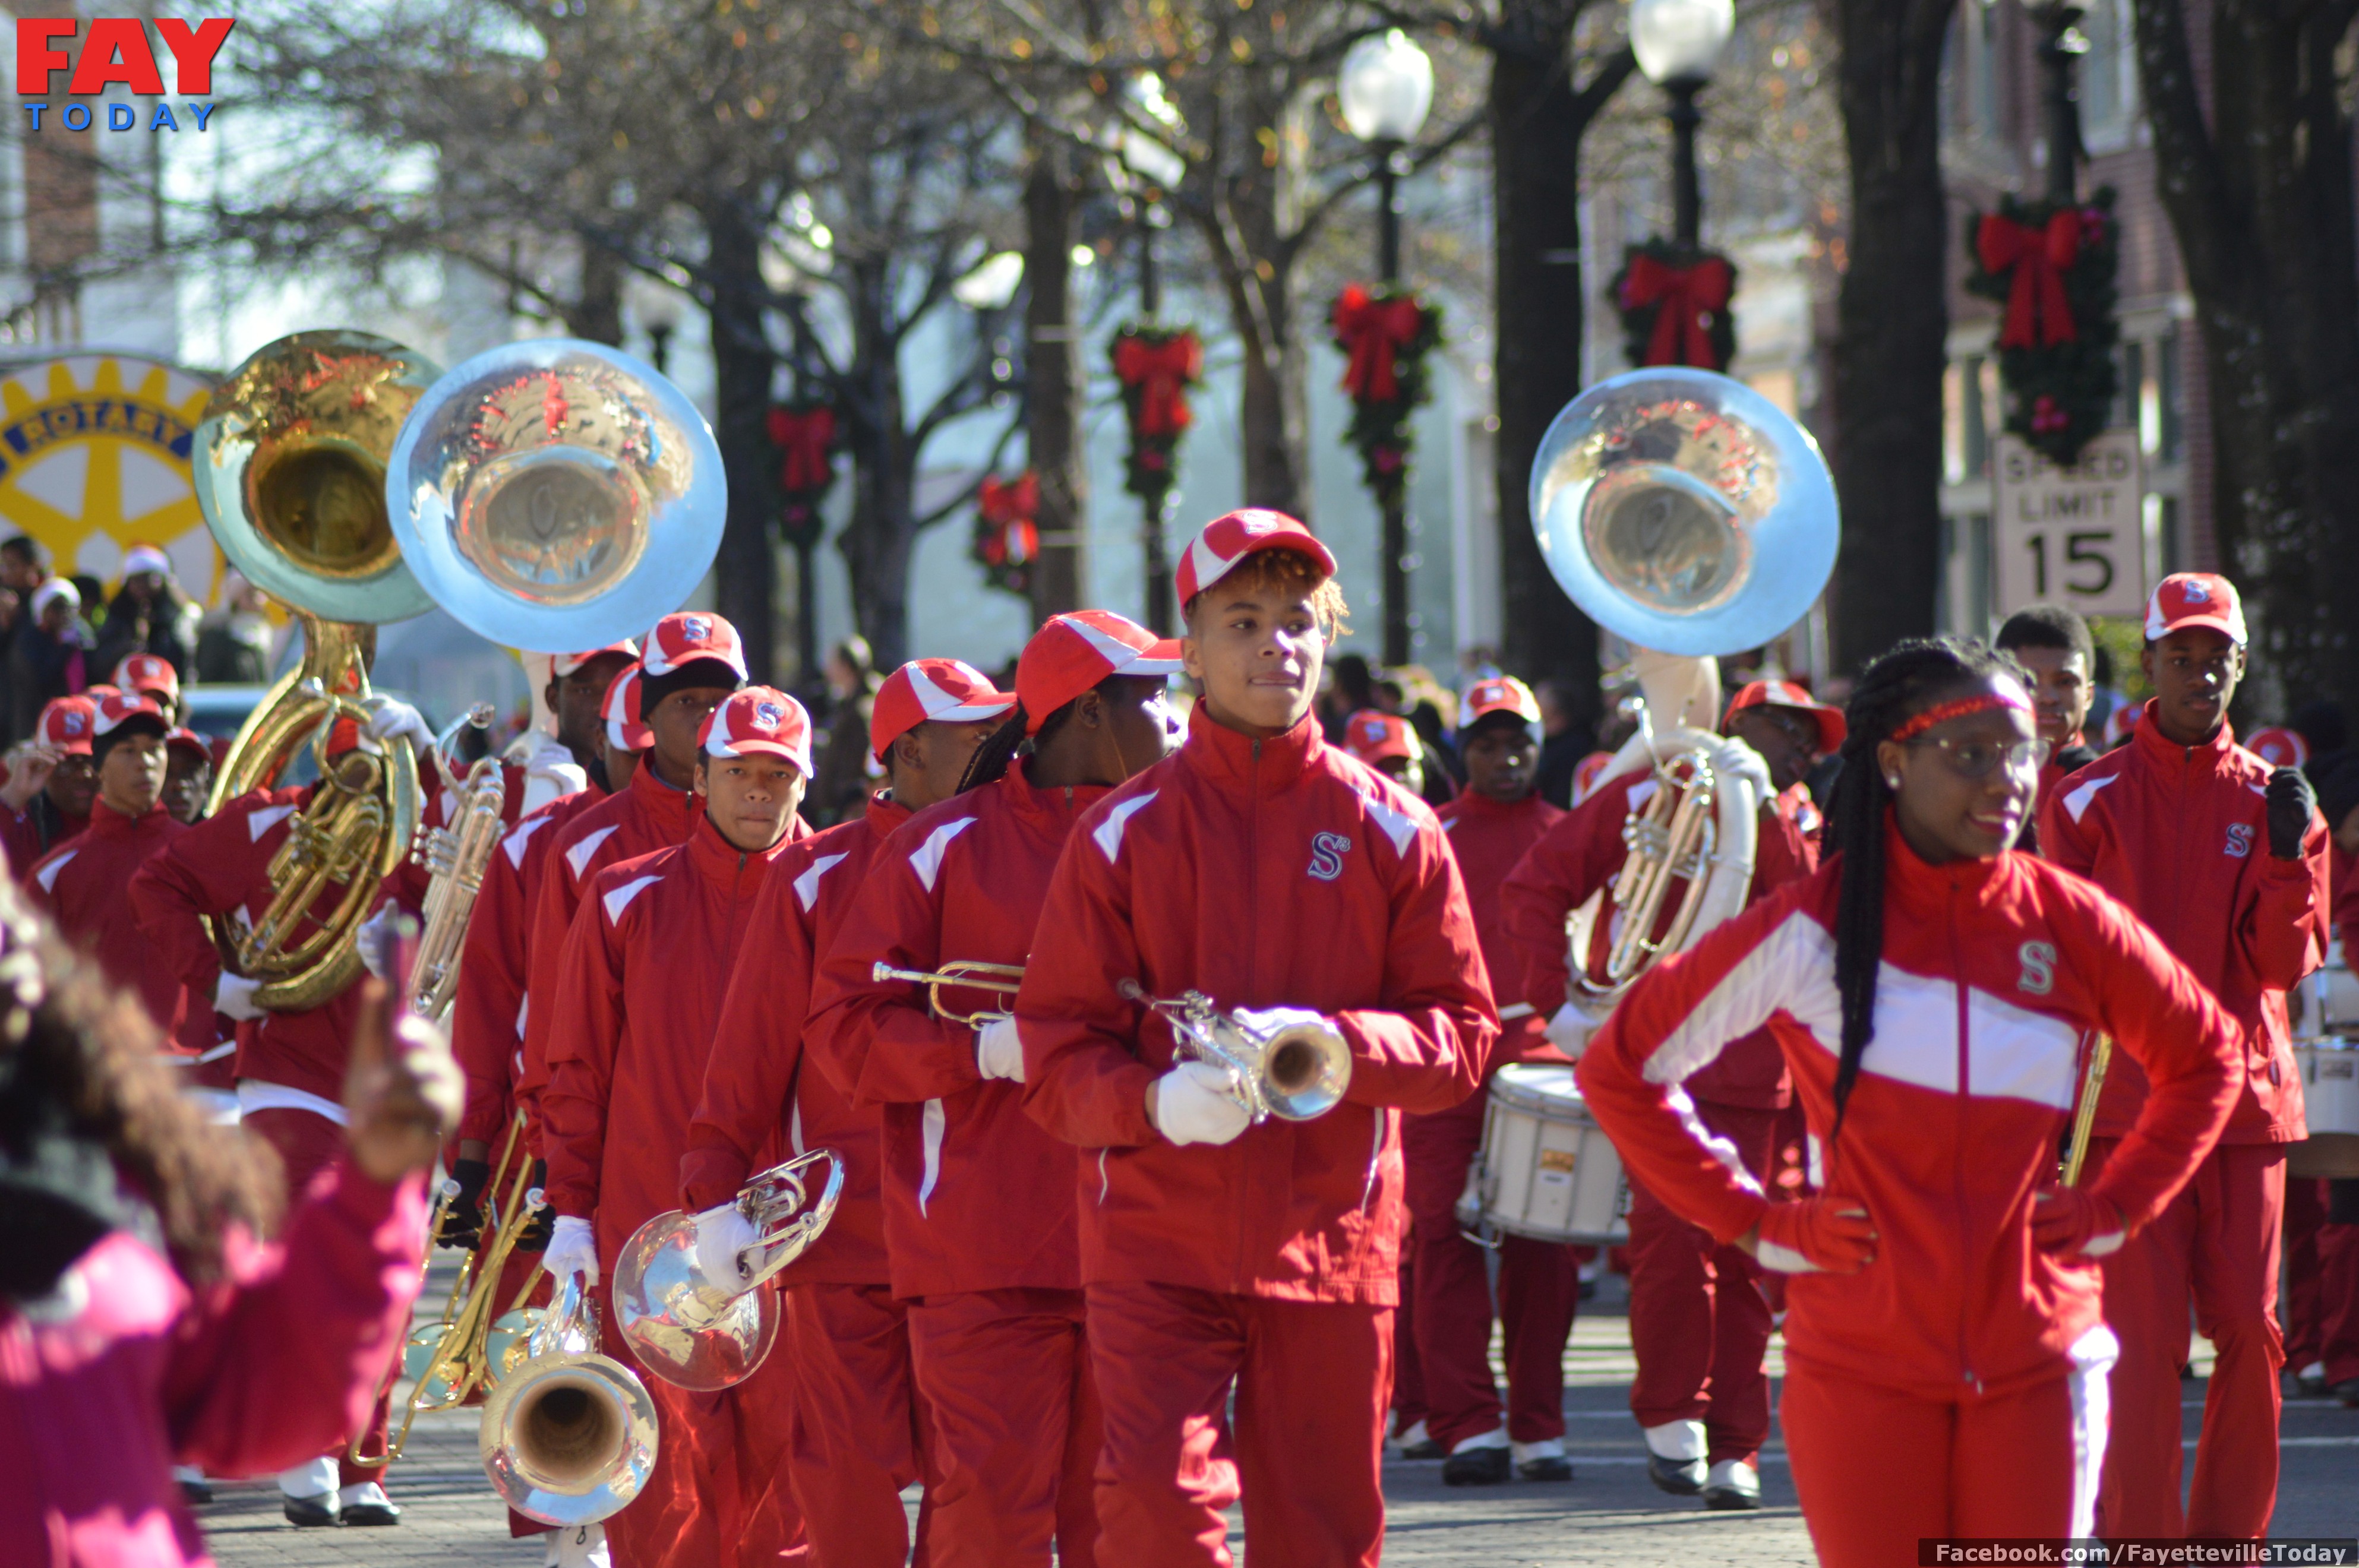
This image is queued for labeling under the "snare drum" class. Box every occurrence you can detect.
[2288,1038,2359,1179]
[1455,1063,1629,1244]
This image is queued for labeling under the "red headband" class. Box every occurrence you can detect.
[1889,690,2032,745]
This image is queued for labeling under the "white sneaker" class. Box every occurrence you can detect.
[1703,1458,1762,1510]
[1641,1419,1706,1461]
[545,1523,611,1567]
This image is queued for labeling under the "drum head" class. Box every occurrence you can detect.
[1492,1061,1583,1114]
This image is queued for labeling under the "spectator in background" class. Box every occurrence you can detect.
[1534,678,1595,810]
[194,571,274,685]
[8,579,91,742]
[165,728,214,826]
[0,535,47,740]
[808,634,881,826]
[2085,642,2129,741]
[1,697,100,867]
[1319,650,1379,741]
[1389,665,1466,788]
[94,545,197,681]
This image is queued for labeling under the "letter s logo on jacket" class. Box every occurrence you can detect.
[1307,832,1351,882]
[2224,821,2254,859]
[2017,940,2056,997]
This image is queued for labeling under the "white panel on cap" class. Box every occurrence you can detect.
[1186,533,1229,596]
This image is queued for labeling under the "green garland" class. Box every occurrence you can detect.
[1963,188,2120,466]
[1330,284,1442,508]
[1110,323,1202,505]
[1609,239,1738,372]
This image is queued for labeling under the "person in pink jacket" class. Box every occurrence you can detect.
[1016,511,1496,1568]
[1575,636,2243,1567]
[0,882,454,1568]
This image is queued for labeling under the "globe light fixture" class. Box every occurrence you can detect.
[1631,0,1734,246]
[1339,29,1434,146]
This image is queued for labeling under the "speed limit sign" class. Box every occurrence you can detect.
[1992,431,2146,618]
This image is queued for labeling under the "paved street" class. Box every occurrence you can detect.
[198,1286,2358,1566]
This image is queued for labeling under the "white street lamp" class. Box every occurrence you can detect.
[1630,0,1734,245]
[1338,30,1433,146]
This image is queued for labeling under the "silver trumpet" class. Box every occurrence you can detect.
[479,1272,659,1529]
[609,1149,844,1391]
[1118,981,1353,1123]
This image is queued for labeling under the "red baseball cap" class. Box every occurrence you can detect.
[642,612,748,680]
[602,666,653,752]
[2144,572,2246,647]
[93,691,168,739]
[1176,508,1337,608]
[165,726,211,760]
[1343,709,1418,766]
[1462,676,1541,728]
[37,697,96,755]
[699,686,814,774]
[555,640,641,678]
[1725,678,1846,752]
[2246,726,2309,769]
[871,658,1015,762]
[1016,611,1183,734]
[112,653,179,702]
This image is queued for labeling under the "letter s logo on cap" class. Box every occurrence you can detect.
[680,615,710,642]
[754,700,785,729]
[1307,831,1351,883]
[2183,580,2210,603]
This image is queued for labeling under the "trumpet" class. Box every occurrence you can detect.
[1117,981,1353,1123]
[408,704,505,1023]
[872,959,1026,1028]
[481,1271,659,1529]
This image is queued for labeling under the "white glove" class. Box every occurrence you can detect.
[1151,1061,1253,1147]
[1707,736,1774,807]
[356,904,397,980]
[544,1215,600,1287]
[975,1016,1026,1083]
[691,1202,761,1291]
[1229,1005,1331,1040]
[363,696,434,751]
[1545,1003,1590,1059]
[213,972,266,1021]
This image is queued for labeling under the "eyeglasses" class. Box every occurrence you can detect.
[1905,735,2050,780]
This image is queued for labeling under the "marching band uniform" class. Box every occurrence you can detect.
[2040,578,2329,1539]
[539,689,815,1568]
[1016,513,1495,1568]
[683,657,1015,1568]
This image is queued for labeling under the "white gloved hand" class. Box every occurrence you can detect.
[544,1215,600,1287]
[1151,1061,1253,1147]
[1545,1003,1590,1059]
[1707,736,1775,807]
[213,972,266,1022]
[975,1016,1026,1083]
[363,696,434,751]
[356,904,397,980]
[691,1202,761,1290]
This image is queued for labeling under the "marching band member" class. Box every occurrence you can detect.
[1017,513,1495,1568]
[163,728,214,827]
[1577,637,2241,1566]
[538,688,815,1568]
[683,657,1015,1567]
[804,611,1181,1568]
[1397,675,1574,1487]
[2040,574,2330,1539]
[1994,607,2099,854]
[112,651,184,725]
[1500,676,1836,1507]
[1,696,99,869]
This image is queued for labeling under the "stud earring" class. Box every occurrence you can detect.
[1884,774,1900,789]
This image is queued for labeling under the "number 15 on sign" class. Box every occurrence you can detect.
[1992,431,2147,619]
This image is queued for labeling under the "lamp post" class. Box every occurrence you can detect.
[1632,0,1734,248]
[640,289,683,377]
[2032,4,2088,204]
[1340,28,1433,667]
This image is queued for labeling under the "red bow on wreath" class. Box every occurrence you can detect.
[1620,254,1733,369]
[765,405,837,494]
[1332,284,1425,404]
[977,472,1040,568]
[1114,333,1202,437]
[1975,211,2080,349]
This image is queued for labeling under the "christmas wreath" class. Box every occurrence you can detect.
[1331,283,1442,506]
[1964,188,2119,465]
[1611,239,1738,372]
[765,403,837,549]
[1111,324,1202,505]
[972,471,1039,596]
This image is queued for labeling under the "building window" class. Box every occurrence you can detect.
[2079,0,2139,151]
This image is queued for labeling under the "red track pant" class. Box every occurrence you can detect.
[1401,1093,1577,1450]
[1388,1259,1425,1431]
[2285,1177,2328,1369]
[1086,1281,1389,1568]
[245,1105,394,1489]
[2323,1181,2359,1386]
[905,1286,1096,1568]
[787,1282,935,1567]
[1782,1336,2114,1568]
[1624,1100,1779,1465]
[2089,1138,2285,1539]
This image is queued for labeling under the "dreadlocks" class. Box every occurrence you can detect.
[1825,636,2032,1137]
[953,678,1125,794]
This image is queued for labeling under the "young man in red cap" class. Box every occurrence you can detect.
[804,611,1179,1568]
[1498,675,1835,1509]
[162,727,213,826]
[1994,606,2100,852]
[112,651,182,725]
[682,656,1014,1568]
[1016,512,1495,1568]
[0,695,99,869]
[1342,710,1438,802]
[2041,571,2330,1539]
[539,687,814,1568]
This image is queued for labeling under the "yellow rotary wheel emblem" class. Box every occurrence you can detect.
[0,354,216,587]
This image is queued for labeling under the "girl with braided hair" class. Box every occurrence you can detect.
[1577,635,2244,1564]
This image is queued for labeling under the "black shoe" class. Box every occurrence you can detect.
[1396,1435,1444,1460]
[177,1477,213,1507]
[282,1493,340,1528]
[340,1494,402,1528]
[1441,1444,1512,1486]
[1647,1453,1707,1496]
[1517,1453,1574,1482]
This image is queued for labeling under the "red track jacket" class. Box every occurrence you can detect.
[2332,842,2359,956]
[2040,704,2328,1144]
[28,799,211,1056]
[1499,770,1818,1108]
[0,801,85,876]
[541,813,794,1261]
[682,794,913,1285]
[1577,818,2241,1398]
[804,764,1104,1299]
[1436,788,1564,1068]
[1016,704,1496,1305]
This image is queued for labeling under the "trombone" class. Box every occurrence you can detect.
[872,960,1026,1028]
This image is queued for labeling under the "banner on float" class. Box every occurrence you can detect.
[1992,429,2146,621]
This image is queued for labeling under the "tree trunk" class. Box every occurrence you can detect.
[1827,0,1956,675]
[702,197,779,683]
[2131,0,2359,715]
[571,241,626,346]
[1025,137,1087,618]
[1490,9,1633,723]
[837,256,917,667]
[1199,121,1308,517]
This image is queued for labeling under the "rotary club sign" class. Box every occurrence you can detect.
[0,353,217,589]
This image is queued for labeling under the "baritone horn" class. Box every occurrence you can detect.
[481,1272,660,1529]
[872,959,1025,1027]
[1527,367,1839,1022]
[1117,981,1352,1123]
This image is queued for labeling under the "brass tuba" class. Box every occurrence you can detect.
[1528,368,1839,1024]
[481,1272,661,1528]
[1117,981,1353,1123]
